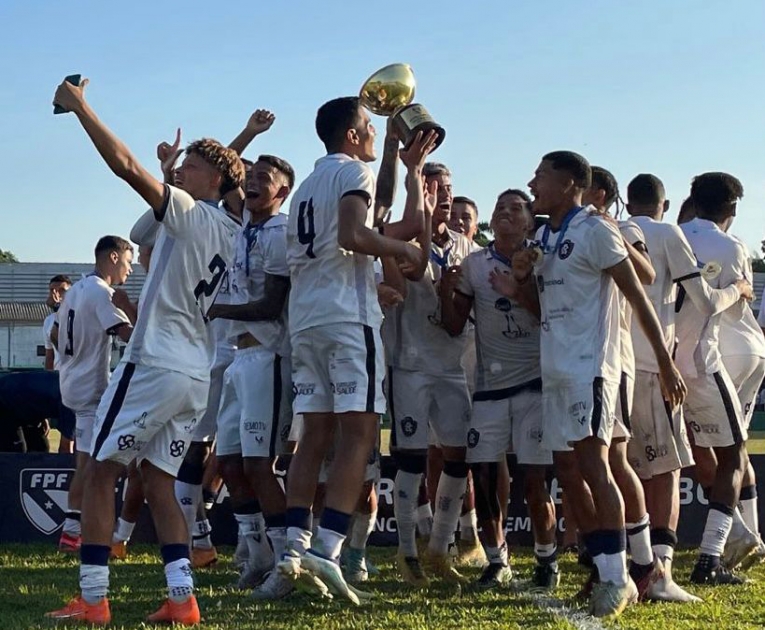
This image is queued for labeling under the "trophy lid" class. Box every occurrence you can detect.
[359,63,416,116]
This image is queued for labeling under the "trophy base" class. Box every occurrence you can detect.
[392,103,446,151]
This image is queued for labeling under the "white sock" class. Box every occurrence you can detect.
[235,512,273,563]
[416,502,433,537]
[459,509,478,542]
[349,510,377,550]
[652,543,674,565]
[594,551,628,585]
[165,558,194,603]
[192,518,213,550]
[266,527,287,565]
[394,471,422,557]
[286,527,312,556]
[112,518,135,544]
[174,481,201,541]
[429,473,467,555]
[626,514,653,565]
[314,525,346,560]
[63,511,81,536]
[534,542,557,564]
[700,508,733,557]
[486,542,509,566]
[80,564,109,604]
[740,498,759,535]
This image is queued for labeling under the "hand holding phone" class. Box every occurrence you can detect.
[53,74,82,115]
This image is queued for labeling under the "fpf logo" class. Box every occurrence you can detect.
[19,468,74,535]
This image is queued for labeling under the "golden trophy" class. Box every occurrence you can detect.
[360,63,445,151]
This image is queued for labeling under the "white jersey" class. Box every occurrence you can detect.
[57,275,130,410]
[287,153,380,333]
[228,213,290,356]
[382,228,473,374]
[719,235,765,359]
[124,186,240,381]
[43,312,60,370]
[617,220,646,379]
[533,206,627,385]
[457,243,541,392]
[677,218,747,377]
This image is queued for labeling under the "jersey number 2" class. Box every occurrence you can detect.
[65,310,75,356]
[297,198,316,259]
[194,254,227,302]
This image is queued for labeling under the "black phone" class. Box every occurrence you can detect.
[53,74,81,115]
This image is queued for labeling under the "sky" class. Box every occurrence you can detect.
[1,0,764,262]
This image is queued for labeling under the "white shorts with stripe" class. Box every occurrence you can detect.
[74,407,97,455]
[722,354,765,429]
[683,368,746,448]
[613,372,634,441]
[542,378,619,452]
[192,348,234,443]
[627,370,694,479]
[90,362,209,476]
[215,346,293,458]
[291,323,385,415]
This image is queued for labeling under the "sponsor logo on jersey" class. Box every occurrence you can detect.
[19,468,74,535]
[133,412,148,430]
[293,382,316,396]
[244,421,267,433]
[333,381,358,395]
[117,434,136,450]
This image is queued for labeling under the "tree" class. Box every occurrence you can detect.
[474,221,492,248]
[0,249,18,263]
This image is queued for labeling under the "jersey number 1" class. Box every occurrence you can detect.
[297,198,316,259]
[65,310,75,356]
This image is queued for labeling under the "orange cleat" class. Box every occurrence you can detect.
[146,595,201,626]
[59,532,82,554]
[191,546,218,569]
[110,541,128,560]
[45,595,111,625]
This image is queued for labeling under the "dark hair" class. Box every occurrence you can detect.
[316,97,363,150]
[453,195,478,217]
[677,197,695,225]
[542,151,591,188]
[497,188,533,208]
[186,138,245,196]
[257,154,296,190]
[423,162,451,179]
[627,173,666,206]
[690,172,744,220]
[591,166,619,210]
[49,274,71,285]
[95,235,133,259]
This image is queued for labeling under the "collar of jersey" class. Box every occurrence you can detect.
[691,217,721,232]
[484,238,529,261]
[247,213,287,230]
[319,152,358,165]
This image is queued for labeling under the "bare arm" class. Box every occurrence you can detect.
[381,256,408,300]
[53,79,166,212]
[625,241,655,285]
[228,109,275,156]
[44,349,55,371]
[50,324,59,348]
[441,288,473,337]
[374,125,400,225]
[680,275,747,318]
[115,324,133,344]
[208,275,290,322]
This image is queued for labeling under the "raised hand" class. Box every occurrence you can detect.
[246,109,276,135]
[399,130,438,172]
[111,288,133,312]
[377,283,404,308]
[439,265,462,298]
[424,179,438,216]
[157,128,183,180]
[511,248,537,283]
[52,77,90,114]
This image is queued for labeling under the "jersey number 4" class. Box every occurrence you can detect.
[194,254,227,305]
[64,310,75,356]
[297,198,316,259]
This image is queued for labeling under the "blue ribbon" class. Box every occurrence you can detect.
[540,206,584,255]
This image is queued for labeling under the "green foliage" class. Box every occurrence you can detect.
[474,221,493,248]
[0,249,18,263]
[751,256,765,273]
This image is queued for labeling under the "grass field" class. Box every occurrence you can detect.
[2,544,765,629]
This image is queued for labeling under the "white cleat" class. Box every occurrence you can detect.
[723,531,759,570]
[237,554,274,590]
[739,537,765,571]
[277,550,332,599]
[301,551,361,605]
[646,575,702,603]
[233,534,249,570]
[251,570,294,600]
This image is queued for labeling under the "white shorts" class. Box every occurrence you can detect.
[466,382,552,466]
[193,351,233,443]
[291,323,386,415]
[388,367,471,451]
[722,355,765,429]
[74,408,97,455]
[542,378,619,452]
[613,372,634,441]
[627,370,694,479]
[683,369,746,448]
[319,421,381,484]
[90,362,209,476]
[216,347,292,459]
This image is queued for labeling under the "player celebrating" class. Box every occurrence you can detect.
[56,237,134,554]
[47,77,243,626]
[278,96,428,604]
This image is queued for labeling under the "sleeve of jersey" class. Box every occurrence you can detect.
[339,162,376,209]
[456,255,475,297]
[759,287,765,327]
[719,240,749,288]
[43,320,53,349]
[263,226,290,278]
[130,208,161,246]
[619,223,646,246]
[156,185,201,235]
[95,290,131,333]
[665,226,701,282]
[591,220,628,270]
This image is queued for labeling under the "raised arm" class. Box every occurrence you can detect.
[374,120,401,225]
[228,109,275,156]
[625,240,655,285]
[53,78,166,212]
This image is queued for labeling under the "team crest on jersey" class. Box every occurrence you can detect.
[558,240,574,260]
[19,468,74,535]
[401,417,418,437]
[467,428,480,448]
[133,412,148,430]
[169,440,186,458]
[117,434,136,451]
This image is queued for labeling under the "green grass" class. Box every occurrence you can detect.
[2,545,765,629]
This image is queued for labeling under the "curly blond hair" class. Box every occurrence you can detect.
[186,138,245,196]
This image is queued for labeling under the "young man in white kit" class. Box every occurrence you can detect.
[209,153,296,599]
[678,172,756,585]
[278,96,424,605]
[440,188,558,590]
[514,151,686,618]
[47,77,243,626]
[56,237,133,554]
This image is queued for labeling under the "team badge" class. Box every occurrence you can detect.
[169,440,186,458]
[117,434,136,451]
[19,468,74,535]
[701,260,722,281]
[401,416,418,438]
[467,428,480,448]
[558,240,574,260]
